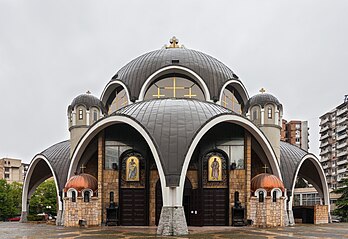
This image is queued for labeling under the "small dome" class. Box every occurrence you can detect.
[68,91,107,114]
[251,173,285,192]
[64,173,98,192]
[243,91,282,114]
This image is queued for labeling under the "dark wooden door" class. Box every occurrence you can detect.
[120,188,147,225]
[155,180,163,226]
[189,188,203,226]
[203,188,228,226]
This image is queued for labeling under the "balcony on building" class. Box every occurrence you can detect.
[336,107,348,117]
[336,140,347,150]
[337,157,348,166]
[320,132,330,140]
[337,117,346,125]
[336,125,347,133]
[320,141,329,148]
[320,125,330,133]
[320,156,330,162]
[337,150,348,157]
[337,132,348,141]
[337,167,347,175]
[320,117,329,125]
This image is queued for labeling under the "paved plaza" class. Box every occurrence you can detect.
[0,222,347,239]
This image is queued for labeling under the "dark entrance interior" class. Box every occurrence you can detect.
[293,206,315,224]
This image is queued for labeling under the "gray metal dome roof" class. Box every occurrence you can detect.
[113,98,235,186]
[68,91,107,114]
[111,47,240,101]
[28,140,70,195]
[243,92,282,113]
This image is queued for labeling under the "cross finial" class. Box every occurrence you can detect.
[259,88,266,94]
[262,164,268,173]
[86,90,91,94]
[80,164,86,173]
[166,36,180,48]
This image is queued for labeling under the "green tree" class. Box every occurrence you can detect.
[29,179,57,216]
[0,179,22,220]
[333,178,348,222]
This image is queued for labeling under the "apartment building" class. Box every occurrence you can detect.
[0,158,29,183]
[281,119,310,151]
[319,96,348,190]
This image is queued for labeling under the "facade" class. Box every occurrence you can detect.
[21,38,329,235]
[281,120,309,151]
[319,97,348,190]
[0,158,28,183]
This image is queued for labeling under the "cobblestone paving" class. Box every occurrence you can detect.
[0,222,347,239]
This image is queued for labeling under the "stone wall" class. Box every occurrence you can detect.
[64,197,100,227]
[250,196,286,227]
[102,169,118,222]
[149,169,159,226]
[314,205,328,224]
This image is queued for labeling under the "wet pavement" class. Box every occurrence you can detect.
[0,222,347,239]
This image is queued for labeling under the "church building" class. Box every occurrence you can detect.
[21,37,330,235]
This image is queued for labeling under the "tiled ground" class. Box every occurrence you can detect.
[0,222,347,239]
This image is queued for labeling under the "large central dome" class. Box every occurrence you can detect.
[111,43,239,101]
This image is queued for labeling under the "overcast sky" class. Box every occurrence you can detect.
[0,1,347,163]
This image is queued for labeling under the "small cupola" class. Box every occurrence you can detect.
[251,173,285,192]
[64,173,98,193]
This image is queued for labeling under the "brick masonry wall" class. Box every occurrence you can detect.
[102,170,118,222]
[314,205,328,224]
[64,197,100,227]
[149,170,159,226]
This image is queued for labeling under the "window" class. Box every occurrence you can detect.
[4,174,9,179]
[222,88,242,113]
[259,191,264,202]
[4,167,9,172]
[79,109,83,120]
[71,191,76,202]
[93,110,98,121]
[105,141,132,169]
[216,139,244,169]
[272,191,277,202]
[144,76,205,100]
[84,191,90,203]
[253,110,257,120]
[268,107,272,119]
[110,191,114,203]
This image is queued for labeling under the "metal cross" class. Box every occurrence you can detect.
[80,164,86,173]
[169,36,179,48]
[259,88,266,93]
[152,87,165,98]
[184,87,197,98]
[164,77,185,97]
[262,164,268,173]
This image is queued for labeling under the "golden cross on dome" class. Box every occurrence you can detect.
[184,87,197,98]
[86,90,91,94]
[153,87,165,98]
[169,36,179,48]
[164,77,185,97]
[259,88,266,94]
[262,164,268,173]
[80,164,86,173]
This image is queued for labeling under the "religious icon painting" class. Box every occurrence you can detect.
[208,155,222,181]
[126,156,140,181]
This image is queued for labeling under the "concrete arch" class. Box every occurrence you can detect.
[21,155,61,221]
[290,154,330,207]
[178,114,281,206]
[67,115,170,205]
[218,79,249,106]
[100,80,131,107]
[137,65,211,102]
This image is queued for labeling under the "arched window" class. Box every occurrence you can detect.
[253,110,258,120]
[144,76,205,100]
[71,191,76,202]
[272,190,277,202]
[221,88,242,113]
[79,109,83,120]
[259,191,264,203]
[268,107,272,119]
[93,110,98,121]
[84,190,90,203]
